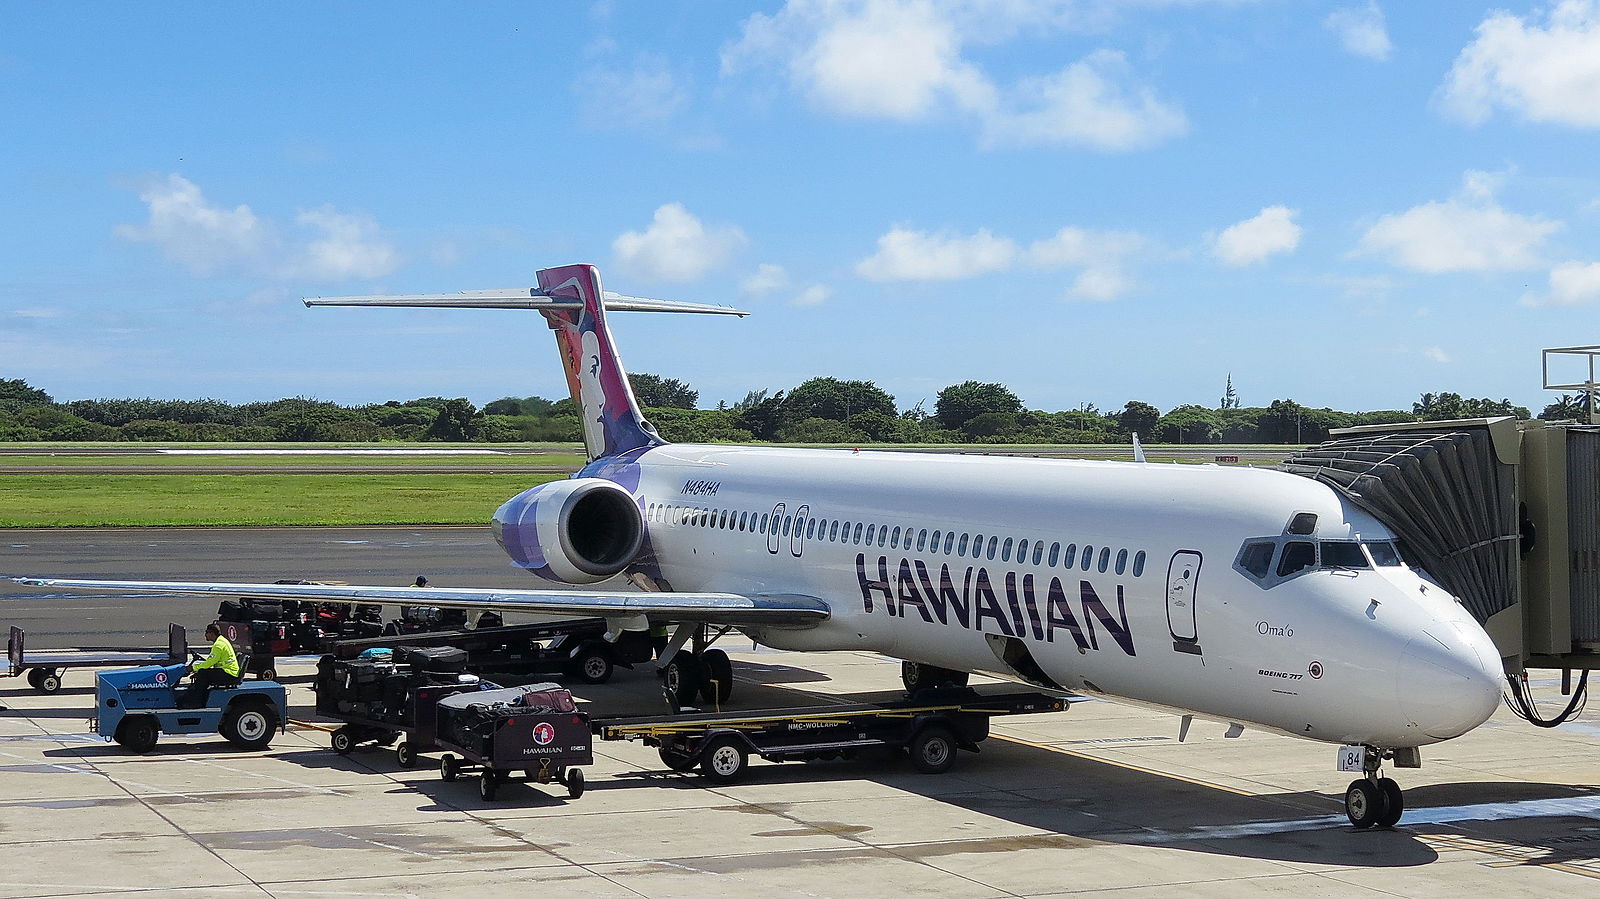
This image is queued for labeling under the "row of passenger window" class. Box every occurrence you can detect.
[645,502,1148,577]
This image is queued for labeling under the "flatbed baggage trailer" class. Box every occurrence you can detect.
[434,683,592,802]
[330,617,654,684]
[6,624,188,695]
[595,688,1071,783]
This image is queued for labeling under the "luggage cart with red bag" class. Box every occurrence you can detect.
[434,683,592,802]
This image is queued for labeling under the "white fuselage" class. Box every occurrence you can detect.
[571,444,1503,749]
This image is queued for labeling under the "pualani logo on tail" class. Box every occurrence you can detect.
[856,553,1137,655]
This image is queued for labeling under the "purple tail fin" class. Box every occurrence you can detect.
[534,264,664,460]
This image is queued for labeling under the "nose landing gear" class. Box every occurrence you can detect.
[1342,745,1412,829]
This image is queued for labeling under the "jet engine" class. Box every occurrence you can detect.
[492,478,644,584]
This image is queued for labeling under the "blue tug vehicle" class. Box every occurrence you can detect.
[93,663,286,753]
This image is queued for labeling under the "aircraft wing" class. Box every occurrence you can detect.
[8,577,829,628]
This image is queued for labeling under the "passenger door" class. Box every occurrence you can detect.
[1166,550,1203,655]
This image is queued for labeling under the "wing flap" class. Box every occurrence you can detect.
[9,578,827,628]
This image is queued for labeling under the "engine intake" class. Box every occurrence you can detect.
[492,478,644,584]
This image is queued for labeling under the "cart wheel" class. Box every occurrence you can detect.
[25,668,42,689]
[114,716,159,754]
[658,739,695,772]
[572,643,614,685]
[395,740,416,768]
[257,667,276,682]
[566,767,585,799]
[331,726,355,755]
[699,735,748,784]
[221,702,278,750]
[37,670,62,695]
[440,754,460,781]
[700,649,733,704]
[908,724,957,774]
[478,772,498,801]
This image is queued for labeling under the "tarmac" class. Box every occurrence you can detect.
[1,528,1598,897]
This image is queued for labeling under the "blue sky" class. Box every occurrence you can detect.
[4,1,1600,416]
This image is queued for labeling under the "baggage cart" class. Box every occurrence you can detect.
[315,646,490,767]
[6,623,188,695]
[434,683,592,801]
[331,617,653,684]
[595,688,1072,783]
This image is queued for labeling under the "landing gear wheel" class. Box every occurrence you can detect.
[565,767,585,799]
[221,703,277,750]
[1377,777,1404,827]
[658,739,695,772]
[901,662,968,695]
[700,649,733,705]
[440,754,460,782]
[394,740,416,769]
[662,654,703,706]
[331,726,355,755]
[908,725,958,774]
[37,669,62,695]
[114,716,159,753]
[572,645,614,685]
[1345,779,1386,829]
[700,735,747,784]
[478,771,498,801]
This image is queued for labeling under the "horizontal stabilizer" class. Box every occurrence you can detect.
[305,289,747,316]
[10,577,828,628]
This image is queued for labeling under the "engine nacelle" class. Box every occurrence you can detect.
[492,478,644,584]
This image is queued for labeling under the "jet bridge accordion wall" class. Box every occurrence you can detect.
[1566,429,1600,645]
[1282,427,1518,626]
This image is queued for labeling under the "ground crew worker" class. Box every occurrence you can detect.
[184,623,241,707]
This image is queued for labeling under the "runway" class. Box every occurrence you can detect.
[1,527,1597,896]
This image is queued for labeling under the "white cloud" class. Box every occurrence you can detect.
[1212,206,1302,266]
[981,50,1187,151]
[1438,0,1600,128]
[1424,346,1452,363]
[292,207,399,280]
[1522,260,1600,306]
[115,174,272,276]
[855,227,1017,281]
[793,284,832,306]
[1324,2,1392,62]
[1028,226,1144,300]
[741,263,790,297]
[612,203,747,282]
[1354,172,1559,273]
[574,52,691,129]
[116,175,400,282]
[723,1,1186,152]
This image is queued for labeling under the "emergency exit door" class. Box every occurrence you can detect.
[1167,550,1202,655]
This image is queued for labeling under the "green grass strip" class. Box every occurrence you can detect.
[0,473,566,527]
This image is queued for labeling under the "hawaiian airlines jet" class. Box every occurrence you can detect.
[15,263,1504,828]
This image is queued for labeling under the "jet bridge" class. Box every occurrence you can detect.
[1283,418,1600,675]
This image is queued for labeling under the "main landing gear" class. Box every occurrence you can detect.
[900,661,970,695]
[658,624,737,710]
[1342,745,1413,829]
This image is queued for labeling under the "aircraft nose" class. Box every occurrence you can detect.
[1395,622,1503,741]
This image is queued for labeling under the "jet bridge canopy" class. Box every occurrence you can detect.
[1284,418,1600,672]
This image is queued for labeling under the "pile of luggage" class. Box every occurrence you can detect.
[382,605,470,637]
[217,596,383,656]
[435,683,584,760]
[315,645,477,724]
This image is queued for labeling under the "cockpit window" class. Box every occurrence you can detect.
[1320,541,1370,569]
[1239,542,1275,579]
[1364,540,1404,566]
[1277,541,1316,577]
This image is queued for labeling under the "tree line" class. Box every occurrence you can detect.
[0,374,1574,446]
